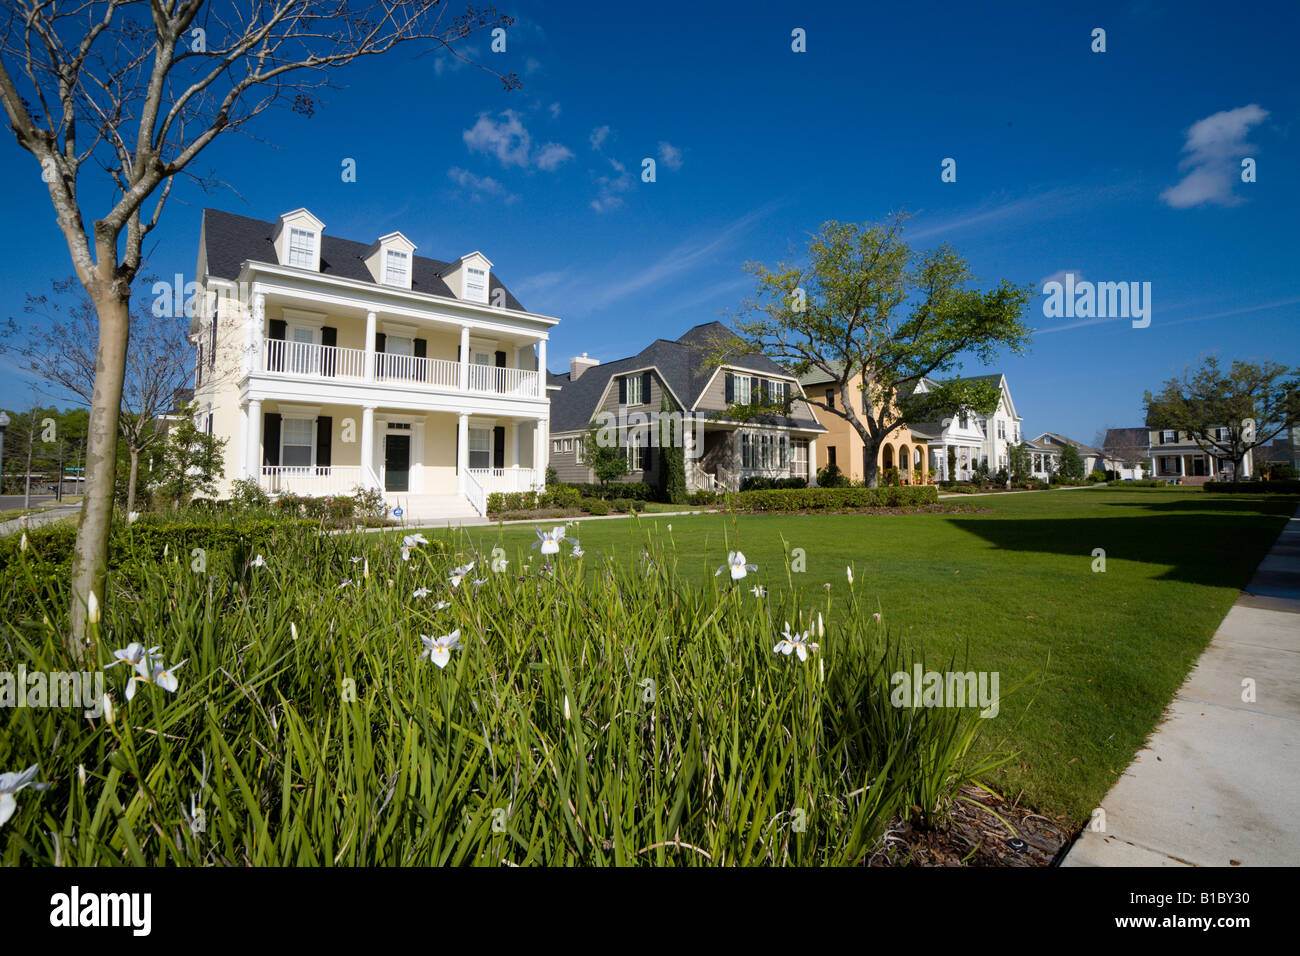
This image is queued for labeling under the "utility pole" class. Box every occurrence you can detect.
[23,399,38,511]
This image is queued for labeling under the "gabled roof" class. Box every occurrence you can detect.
[200,209,525,311]
[1033,431,1105,457]
[1103,427,1151,452]
[548,321,820,433]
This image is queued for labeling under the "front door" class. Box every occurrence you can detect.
[384,434,410,491]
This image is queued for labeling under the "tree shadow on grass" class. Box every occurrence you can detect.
[945,497,1294,588]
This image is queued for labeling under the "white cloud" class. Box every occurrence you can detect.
[591,157,631,213]
[464,110,531,167]
[1161,104,1269,209]
[447,167,518,204]
[535,142,575,171]
[1037,268,1085,291]
[462,110,573,172]
[657,141,684,171]
[589,125,612,151]
[432,45,479,76]
[549,101,561,119]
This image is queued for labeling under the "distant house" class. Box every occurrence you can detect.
[1031,432,1110,475]
[1101,427,1151,480]
[1145,421,1252,482]
[908,373,1023,481]
[1257,437,1296,477]
[798,362,929,483]
[1023,437,1062,479]
[547,322,826,493]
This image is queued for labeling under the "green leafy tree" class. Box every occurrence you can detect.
[585,421,629,490]
[657,399,687,504]
[1059,443,1085,481]
[1009,442,1032,483]
[712,214,1032,486]
[0,1,517,651]
[1145,357,1299,479]
[154,405,226,508]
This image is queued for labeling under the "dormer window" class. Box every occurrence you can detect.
[287,227,316,268]
[465,266,488,303]
[384,249,409,286]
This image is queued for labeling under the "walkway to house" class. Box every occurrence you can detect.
[1063,506,1300,867]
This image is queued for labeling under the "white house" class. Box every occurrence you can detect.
[908,373,1023,480]
[190,207,558,519]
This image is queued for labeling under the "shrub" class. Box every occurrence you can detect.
[724,486,939,512]
[1087,470,1107,483]
[1204,480,1300,494]
[230,477,271,509]
[582,497,610,516]
[541,485,582,510]
[686,490,723,506]
[816,463,851,488]
[564,481,657,501]
[611,498,634,513]
[487,492,505,515]
[739,476,809,492]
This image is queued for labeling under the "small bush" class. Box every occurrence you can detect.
[739,476,809,492]
[611,498,633,513]
[816,463,851,488]
[724,486,939,513]
[582,497,610,516]
[686,490,723,506]
[1087,470,1107,483]
[1204,480,1300,494]
[564,481,657,501]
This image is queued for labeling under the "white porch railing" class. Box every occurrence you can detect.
[467,363,541,397]
[261,465,364,496]
[263,339,367,379]
[463,469,487,516]
[467,467,542,495]
[259,341,540,398]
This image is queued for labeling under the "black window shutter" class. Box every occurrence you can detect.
[375,332,386,353]
[761,380,770,404]
[493,426,506,469]
[374,332,386,379]
[752,379,761,404]
[455,421,459,469]
[414,338,427,381]
[209,316,217,368]
[643,444,653,473]
[725,373,734,403]
[642,371,652,403]
[618,376,627,403]
[495,350,507,392]
[494,350,507,367]
[267,319,286,372]
[263,413,281,466]
[321,326,337,377]
[316,417,332,470]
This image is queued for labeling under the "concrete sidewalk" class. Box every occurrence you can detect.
[0,504,79,538]
[1063,507,1300,867]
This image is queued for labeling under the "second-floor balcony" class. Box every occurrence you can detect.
[258,339,543,399]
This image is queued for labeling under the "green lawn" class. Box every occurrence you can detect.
[411,487,1297,822]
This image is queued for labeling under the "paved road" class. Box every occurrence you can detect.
[1063,507,1300,867]
[0,502,79,537]
[0,494,58,510]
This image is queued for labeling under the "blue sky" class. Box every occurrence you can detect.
[1,0,1296,445]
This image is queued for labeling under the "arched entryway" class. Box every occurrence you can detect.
[899,444,911,480]
[882,443,895,471]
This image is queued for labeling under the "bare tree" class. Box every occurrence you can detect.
[3,276,197,512]
[0,1,516,652]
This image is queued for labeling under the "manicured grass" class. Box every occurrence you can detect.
[421,488,1298,822]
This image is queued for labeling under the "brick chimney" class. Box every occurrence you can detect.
[570,352,600,381]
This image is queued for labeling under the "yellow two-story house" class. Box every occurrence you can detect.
[191,207,559,520]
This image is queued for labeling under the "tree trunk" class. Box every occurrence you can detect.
[862,439,881,488]
[126,445,140,514]
[68,292,130,655]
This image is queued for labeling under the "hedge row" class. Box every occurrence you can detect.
[724,485,939,512]
[1204,480,1300,494]
[561,481,657,501]
[0,518,317,572]
[486,486,583,515]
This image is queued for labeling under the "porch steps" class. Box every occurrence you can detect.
[384,493,487,527]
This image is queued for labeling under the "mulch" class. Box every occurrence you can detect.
[870,785,1076,866]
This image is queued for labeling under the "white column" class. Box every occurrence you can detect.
[1178,454,1185,477]
[457,413,469,494]
[361,405,376,487]
[413,420,425,494]
[808,438,818,486]
[364,311,377,382]
[536,338,547,398]
[459,326,470,391]
[247,399,262,484]
[536,418,548,486]
[238,403,249,478]
[245,292,265,376]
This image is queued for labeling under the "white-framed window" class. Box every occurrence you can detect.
[769,380,788,409]
[575,436,585,464]
[563,438,573,453]
[384,249,409,285]
[626,431,645,470]
[469,428,491,470]
[281,417,315,467]
[740,431,752,469]
[732,374,752,405]
[625,374,644,405]
[553,439,563,453]
[1161,429,1176,445]
[287,227,316,268]
[465,266,488,303]
[998,421,1006,440]
[959,410,969,428]
[792,438,808,471]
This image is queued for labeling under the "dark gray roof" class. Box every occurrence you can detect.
[201,208,526,311]
[1103,427,1150,452]
[548,321,822,433]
